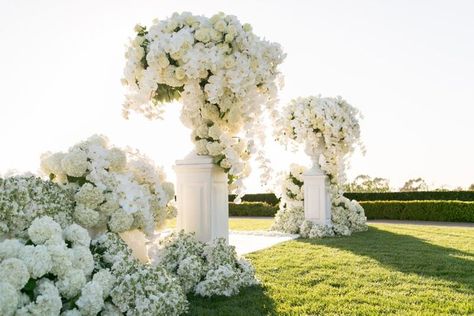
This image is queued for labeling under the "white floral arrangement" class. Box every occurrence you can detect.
[0,216,116,316]
[0,175,75,239]
[276,96,363,188]
[92,232,188,315]
[149,231,258,297]
[41,135,175,236]
[272,167,367,236]
[271,164,305,234]
[122,12,285,199]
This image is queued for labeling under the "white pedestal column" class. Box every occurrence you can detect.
[303,163,331,225]
[174,151,229,243]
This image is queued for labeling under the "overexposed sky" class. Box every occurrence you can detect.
[1,0,473,191]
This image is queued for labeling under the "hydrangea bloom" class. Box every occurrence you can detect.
[122,12,285,199]
[41,134,175,236]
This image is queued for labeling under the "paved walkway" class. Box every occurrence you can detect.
[229,231,299,256]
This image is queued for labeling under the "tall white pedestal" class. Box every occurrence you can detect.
[303,164,331,225]
[174,151,229,243]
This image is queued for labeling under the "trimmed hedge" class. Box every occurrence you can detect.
[361,200,474,222]
[229,202,278,217]
[229,193,279,205]
[345,191,474,201]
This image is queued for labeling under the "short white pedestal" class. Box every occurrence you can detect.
[303,165,331,225]
[174,151,229,243]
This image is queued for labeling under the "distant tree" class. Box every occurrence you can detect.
[468,184,474,191]
[345,175,390,192]
[400,178,428,192]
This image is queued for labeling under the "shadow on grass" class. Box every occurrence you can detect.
[297,226,474,292]
[186,284,276,316]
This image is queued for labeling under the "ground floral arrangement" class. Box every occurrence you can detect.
[122,12,285,200]
[273,96,368,237]
[0,134,258,316]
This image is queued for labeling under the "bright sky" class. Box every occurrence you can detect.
[1,0,473,191]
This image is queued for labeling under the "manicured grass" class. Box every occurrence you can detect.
[187,224,474,315]
[164,217,274,231]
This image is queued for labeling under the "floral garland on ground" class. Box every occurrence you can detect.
[40,135,175,236]
[149,231,258,297]
[0,216,116,315]
[122,12,285,198]
[274,96,368,237]
[0,176,75,238]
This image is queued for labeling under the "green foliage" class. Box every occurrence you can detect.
[345,174,390,192]
[229,194,279,206]
[188,224,474,315]
[344,191,474,201]
[361,200,474,222]
[400,177,428,192]
[229,202,278,217]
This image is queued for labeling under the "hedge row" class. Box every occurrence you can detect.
[345,191,474,201]
[229,200,474,223]
[229,191,474,204]
[360,200,474,222]
[229,193,279,205]
[229,202,278,217]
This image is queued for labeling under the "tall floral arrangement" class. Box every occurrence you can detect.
[276,96,362,189]
[122,12,285,198]
[40,135,175,236]
[274,96,368,236]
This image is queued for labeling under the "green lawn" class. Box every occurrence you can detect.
[164,217,274,231]
[187,223,474,315]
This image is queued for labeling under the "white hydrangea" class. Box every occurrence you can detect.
[43,134,174,236]
[92,269,115,298]
[61,150,89,177]
[18,279,62,316]
[0,258,30,290]
[27,216,62,245]
[0,239,24,260]
[56,268,86,299]
[0,282,18,316]
[73,204,100,228]
[76,281,105,316]
[19,245,53,279]
[63,223,91,247]
[47,244,73,277]
[75,183,104,208]
[71,246,94,277]
[108,209,134,233]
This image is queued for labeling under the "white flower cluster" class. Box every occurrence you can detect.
[272,164,368,237]
[122,12,285,198]
[0,176,75,238]
[0,216,115,316]
[276,96,362,188]
[41,135,175,236]
[151,231,258,297]
[92,233,188,316]
[271,164,305,234]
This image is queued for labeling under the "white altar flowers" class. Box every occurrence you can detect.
[122,12,285,198]
[40,135,175,236]
[274,96,368,237]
